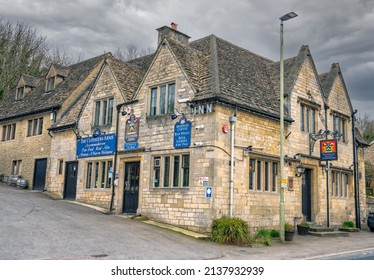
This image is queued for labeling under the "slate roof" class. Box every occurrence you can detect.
[178,35,295,121]
[19,74,40,88]
[0,53,110,123]
[49,56,148,131]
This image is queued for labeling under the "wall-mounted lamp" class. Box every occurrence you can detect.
[295,163,305,177]
[74,129,89,139]
[121,107,133,116]
[171,108,186,120]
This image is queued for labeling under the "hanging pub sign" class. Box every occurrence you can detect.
[77,133,115,158]
[124,113,140,151]
[320,139,338,160]
[173,115,191,149]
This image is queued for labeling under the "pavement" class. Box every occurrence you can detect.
[66,198,374,260]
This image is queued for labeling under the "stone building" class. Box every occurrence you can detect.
[2,23,369,233]
[0,54,110,189]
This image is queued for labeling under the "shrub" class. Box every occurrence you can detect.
[342,220,355,228]
[285,222,294,231]
[256,228,272,246]
[211,217,249,245]
[270,229,280,238]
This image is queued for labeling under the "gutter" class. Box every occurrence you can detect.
[191,96,294,123]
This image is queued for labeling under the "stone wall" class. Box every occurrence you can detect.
[0,113,53,189]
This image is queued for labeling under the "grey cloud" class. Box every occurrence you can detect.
[1,0,373,118]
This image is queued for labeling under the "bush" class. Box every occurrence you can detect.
[342,220,355,228]
[254,228,272,246]
[211,217,249,245]
[270,229,280,238]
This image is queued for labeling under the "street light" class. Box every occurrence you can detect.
[279,11,297,243]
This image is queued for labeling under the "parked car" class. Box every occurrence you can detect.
[16,178,28,189]
[368,211,374,232]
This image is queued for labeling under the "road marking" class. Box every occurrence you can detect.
[306,247,374,259]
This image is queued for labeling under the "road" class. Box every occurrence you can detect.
[0,185,226,260]
[1,184,374,260]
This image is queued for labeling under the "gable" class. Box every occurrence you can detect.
[327,75,352,116]
[135,40,196,108]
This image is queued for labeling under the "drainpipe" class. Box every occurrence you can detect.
[229,112,237,218]
[109,103,123,212]
[352,110,361,229]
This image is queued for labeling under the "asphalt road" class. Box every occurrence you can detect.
[0,185,226,260]
[1,184,374,261]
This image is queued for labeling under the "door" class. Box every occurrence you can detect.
[302,169,312,221]
[64,161,78,200]
[123,161,140,214]
[33,158,47,190]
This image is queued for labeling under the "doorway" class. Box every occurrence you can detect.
[33,158,47,190]
[123,161,140,214]
[301,169,312,221]
[64,161,78,200]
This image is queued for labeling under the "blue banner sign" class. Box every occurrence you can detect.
[124,142,139,151]
[77,133,116,158]
[173,116,191,149]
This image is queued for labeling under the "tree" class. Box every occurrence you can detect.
[0,18,47,97]
[113,44,154,61]
[0,18,83,100]
[356,113,374,143]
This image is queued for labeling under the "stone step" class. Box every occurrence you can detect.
[309,226,334,232]
[308,231,349,237]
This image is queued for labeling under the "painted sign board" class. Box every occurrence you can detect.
[77,133,115,158]
[173,116,191,149]
[124,113,140,151]
[320,139,338,160]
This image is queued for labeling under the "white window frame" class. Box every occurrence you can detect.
[85,160,113,189]
[12,160,22,175]
[16,87,25,100]
[46,77,55,92]
[152,154,190,188]
[332,170,349,198]
[249,158,278,193]
[94,97,114,127]
[333,114,347,143]
[27,117,43,137]
[2,124,16,141]
[149,82,175,116]
[300,103,317,133]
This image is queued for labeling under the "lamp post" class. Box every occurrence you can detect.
[109,100,138,213]
[279,11,297,243]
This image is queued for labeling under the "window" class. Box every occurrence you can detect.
[16,87,25,100]
[27,118,43,136]
[332,171,349,198]
[94,97,114,126]
[85,160,113,189]
[58,159,64,175]
[249,158,278,193]
[149,83,175,116]
[12,160,22,175]
[2,124,16,141]
[333,115,347,143]
[152,154,190,188]
[46,77,55,92]
[300,104,316,133]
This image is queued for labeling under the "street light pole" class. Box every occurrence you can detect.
[279,11,297,243]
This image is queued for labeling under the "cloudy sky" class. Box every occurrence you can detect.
[2,0,373,118]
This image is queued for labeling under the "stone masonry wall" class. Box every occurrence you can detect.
[0,113,53,189]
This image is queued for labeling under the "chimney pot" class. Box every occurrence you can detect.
[171,22,178,30]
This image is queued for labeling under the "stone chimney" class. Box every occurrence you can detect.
[156,22,191,46]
